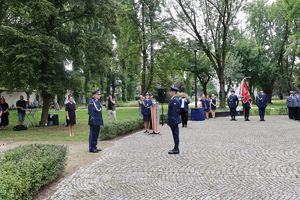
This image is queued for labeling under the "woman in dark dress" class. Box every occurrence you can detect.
[205,95,211,119]
[65,95,76,136]
[210,94,217,118]
[141,92,153,133]
[0,98,9,129]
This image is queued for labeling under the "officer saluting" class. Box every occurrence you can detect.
[167,85,181,154]
[88,89,103,153]
[227,90,239,121]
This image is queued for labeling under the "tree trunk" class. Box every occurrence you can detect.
[264,87,273,104]
[218,73,226,108]
[141,1,147,94]
[84,71,90,104]
[40,91,53,126]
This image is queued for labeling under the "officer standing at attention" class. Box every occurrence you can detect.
[291,91,298,120]
[286,91,294,119]
[256,90,268,121]
[88,89,103,153]
[295,91,300,120]
[167,85,181,154]
[227,90,239,121]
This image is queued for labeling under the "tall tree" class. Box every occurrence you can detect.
[169,0,245,108]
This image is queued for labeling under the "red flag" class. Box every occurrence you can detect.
[239,79,251,103]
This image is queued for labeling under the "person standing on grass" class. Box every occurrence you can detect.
[141,92,153,133]
[88,89,103,153]
[65,95,76,136]
[256,90,268,121]
[16,95,27,125]
[167,85,181,154]
[107,95,117,121]
[210,94,217,118]
[0,98,9,129]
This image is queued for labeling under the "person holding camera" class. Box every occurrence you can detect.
[107,95,117,121]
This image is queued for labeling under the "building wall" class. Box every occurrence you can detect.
[0,91,39,108]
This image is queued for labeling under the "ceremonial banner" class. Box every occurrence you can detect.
[239,79,251,103]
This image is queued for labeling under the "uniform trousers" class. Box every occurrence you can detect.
[229,108,236,118]
[180,108,188,126]
[258,107,266,120]
[244,108,250,120]
[169,124,179,145]
[89,125,100,151]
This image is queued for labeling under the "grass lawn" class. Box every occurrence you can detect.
[0,107,140,142]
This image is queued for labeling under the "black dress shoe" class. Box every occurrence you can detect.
[89,149,99,153]
[96,148,102,152]
[168,149,180,154]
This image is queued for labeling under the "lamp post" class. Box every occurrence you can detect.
[194,49,198,108]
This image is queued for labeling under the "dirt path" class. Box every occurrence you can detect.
[0,140,114,200]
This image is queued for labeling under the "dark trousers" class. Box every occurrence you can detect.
[89,125,100,151]
[288,107,293,119]
[258,107,266,120]
[244,108,250,120]
[295,107,300,120]
[180,108,188,126]
[169,124,179,145]
[230,108,236,119]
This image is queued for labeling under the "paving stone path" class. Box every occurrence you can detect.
[49,116,300,200]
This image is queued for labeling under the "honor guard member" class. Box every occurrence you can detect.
[287,91,294,119]
[227,90,239,121]
[167,85,181,154]
[291,92,298,120]
[242,97,251,121]
[256,90,268,121]
[295,91,300,120]
[88,89,103,153]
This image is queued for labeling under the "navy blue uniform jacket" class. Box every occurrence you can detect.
[88,99,103,126]
[168,96,181,125]
[227,95,239,108]
[256,93,268,108]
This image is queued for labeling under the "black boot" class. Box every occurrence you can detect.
[168,144,180,154]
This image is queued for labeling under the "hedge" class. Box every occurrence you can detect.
[250,107,288,116]
[0,144,67,200]
[101,118,144,140]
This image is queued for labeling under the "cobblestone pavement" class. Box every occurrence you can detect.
[49,116,300,200]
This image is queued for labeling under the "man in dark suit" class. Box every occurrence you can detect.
[256,90,268,121]
[179,93,190,128]
[88,89,103,153]
[167,85,181,154]
[227,90,239,121]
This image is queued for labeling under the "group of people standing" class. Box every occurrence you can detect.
[227,89,268,121]
[198,94,217,119]
[286,91,300,120]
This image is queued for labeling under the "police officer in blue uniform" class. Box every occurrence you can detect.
[167,85,181,154]
[286,91,294,119]
[227,90,239,121]
[256,90,268,121]
[88,89,103,153]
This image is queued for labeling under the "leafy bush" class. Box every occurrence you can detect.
[101,118,144,140]
[250,107,288,116]
[0,144,67,200]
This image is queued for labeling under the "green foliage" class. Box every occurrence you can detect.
[100,118,143,140]
[0,144,67,200]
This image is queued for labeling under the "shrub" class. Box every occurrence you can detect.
[0,144,67,200]
[101,118,144,140]
[250,107,288,116]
